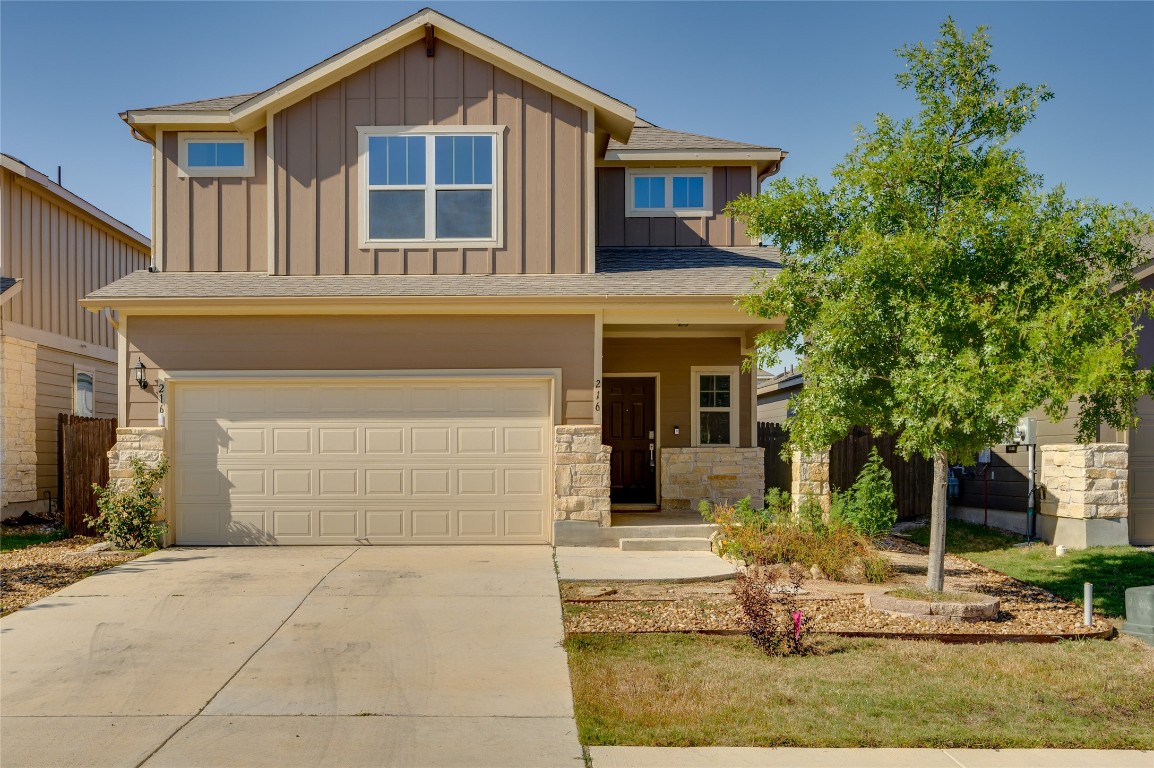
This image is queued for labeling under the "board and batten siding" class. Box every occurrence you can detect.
[34,348,116,501]
[161,129,268,272]
[269,39,588,276]
[124,314,595,426]
[1,168,149,348]
[602,337,753,449]
[596,166,756,248]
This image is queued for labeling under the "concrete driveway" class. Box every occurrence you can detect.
[0,546,582,768]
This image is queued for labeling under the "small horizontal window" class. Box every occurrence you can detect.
[626,168,712,217]
[177,133,254,178]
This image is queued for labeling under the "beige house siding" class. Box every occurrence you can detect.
[259,39,588,276]
[161,129,268,272]
[124,314,595,426]
[602,336,752,449]
[757,393,791,424]
[595,166,755,248]
[34,347,117,501]
[1,168,150,348]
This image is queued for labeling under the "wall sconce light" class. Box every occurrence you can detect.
[134,359,149,390]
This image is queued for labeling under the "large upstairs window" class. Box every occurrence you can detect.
[358,126,503,248]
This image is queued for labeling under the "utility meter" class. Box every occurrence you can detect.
[1012,417,1037,446]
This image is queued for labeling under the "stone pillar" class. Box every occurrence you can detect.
[1,336,38,514]
[1038,443,1129,548]
[791,450,831,511]
[107,427,167,488]
[660,447,764,511]
[553,425,611,527]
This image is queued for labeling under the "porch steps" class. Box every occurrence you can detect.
[618,537,713,552]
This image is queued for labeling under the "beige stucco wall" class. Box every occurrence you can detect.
[125,314,595,427]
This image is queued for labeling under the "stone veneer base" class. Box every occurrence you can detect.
[1036,514,1130,549]
[660,446,764,511]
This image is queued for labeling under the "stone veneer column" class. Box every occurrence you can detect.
[791,450,831,511]
[553,425,612,527]
[660,447,765,511]
[1,336,38,511]
[1038,443,1130,548]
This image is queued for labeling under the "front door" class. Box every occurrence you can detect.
[604,377,657,504]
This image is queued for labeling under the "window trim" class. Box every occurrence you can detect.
[73,365,96,418]
[691,366,739,447]
[625,167,713,218]
[177,132,254,178]
[357,125,505,250]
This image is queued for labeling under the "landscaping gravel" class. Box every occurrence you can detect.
[561,537,1107,638]
[0,531,143,615]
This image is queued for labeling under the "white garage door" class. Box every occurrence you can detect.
[172,379,553,545]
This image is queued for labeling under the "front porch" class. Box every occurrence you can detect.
[554,507,718,549]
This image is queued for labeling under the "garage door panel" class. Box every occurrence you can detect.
[173,379,553,545]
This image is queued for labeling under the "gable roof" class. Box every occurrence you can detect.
[1,154,151,249]
[122,8,635,142]
[604,119,786,176]
[82,246,781,306]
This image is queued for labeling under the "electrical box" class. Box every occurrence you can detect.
[1010,417,1037,447]
[978,447,992,464]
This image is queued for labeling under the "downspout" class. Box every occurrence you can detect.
[101,307,119,331]
[126,125,159,271]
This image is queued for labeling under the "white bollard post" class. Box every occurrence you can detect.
[1084,583,1093,626]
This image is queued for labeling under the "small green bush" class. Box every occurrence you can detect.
[705,494,891,584]
[829,447,897,539]
[87,457,170,550]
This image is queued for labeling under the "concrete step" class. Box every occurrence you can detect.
[609,524,717,539]
[619,537,713,552]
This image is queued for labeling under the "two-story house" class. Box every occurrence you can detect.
[83,8,785,547]
[2,155,151,520]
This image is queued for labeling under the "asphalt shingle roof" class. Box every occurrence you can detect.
[85,247,780,302]
[608,123,776,152]
[0,277,17,296]
[130,93,260,112]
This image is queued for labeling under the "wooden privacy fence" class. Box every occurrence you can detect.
[829,428,933,521]
[757,422,792,493]
[58,414,117,536]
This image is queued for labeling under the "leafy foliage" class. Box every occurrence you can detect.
[829,447,898,538]
[733,564,812,656]
[703,496,890,583]
[726,18,1153,588]
[87,457,170,550]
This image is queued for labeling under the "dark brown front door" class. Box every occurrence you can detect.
[604,377,657,504]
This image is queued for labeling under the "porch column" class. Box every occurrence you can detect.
[553,425,612,527]
[791,449,831,511]
[1037,443,1129,547]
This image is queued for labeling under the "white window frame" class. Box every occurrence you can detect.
[73,365,96,418]
[691,366,739,447]
[177,132,254,178]
[625,167,713,218]
[357,125,505,250]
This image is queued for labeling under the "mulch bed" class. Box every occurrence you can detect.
[561,536,1111,641]
[0,526,143,616]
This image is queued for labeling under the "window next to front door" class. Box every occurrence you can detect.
[692,367,738,447]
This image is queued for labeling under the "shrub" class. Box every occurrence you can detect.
[705,493,891,584]
[87,457,170,550]
[829,447,897,539]
[733,563,812,656]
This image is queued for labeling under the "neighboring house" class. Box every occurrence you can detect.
[81,9,785,546]
[756,367,803,423]
[0,154,151,519]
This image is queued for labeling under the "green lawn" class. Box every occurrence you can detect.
[566,633,1154,748]
[0,529,67,552]
[902,520,1154,617]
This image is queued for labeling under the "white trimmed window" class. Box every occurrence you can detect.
[691,367,738,447]
[626,168,712,217]
[74,367,95,418]
[358,126,504,248]
[177,133,254,178]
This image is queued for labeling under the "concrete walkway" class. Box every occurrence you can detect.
[555,547,737,582]
[590,747,1154,767]
[0,546,581,768]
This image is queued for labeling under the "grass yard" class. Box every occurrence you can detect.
[566,633,1154,749]
[903,520,1154,617]
[0,528,66,552]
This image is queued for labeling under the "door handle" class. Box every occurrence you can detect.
[649,443,655,468]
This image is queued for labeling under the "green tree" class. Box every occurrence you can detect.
[727,19,1153,591]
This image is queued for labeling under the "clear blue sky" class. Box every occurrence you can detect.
[2,1,1152,241]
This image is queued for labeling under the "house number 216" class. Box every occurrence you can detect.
[594,379,601,412]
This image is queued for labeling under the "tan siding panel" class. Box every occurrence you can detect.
[163,132,191,271]
[706,168,731,246]
[522,83,550,274]
[317,89,346,274]
[126,315,595,427]
[494,69,523,274]
[403,41,430,125]
[248,129,268,271]
[191,179,220,271]
[284,98,318,275]
[345,94,374,275]
[597,167,625,247]
[433,42,462,125]
[603,337,750,448]
[552,99,582,274]
[728,167,752,245]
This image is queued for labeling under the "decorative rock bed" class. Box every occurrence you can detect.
[865,590,1000,622]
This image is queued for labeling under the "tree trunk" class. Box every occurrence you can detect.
[925,450,949,592]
